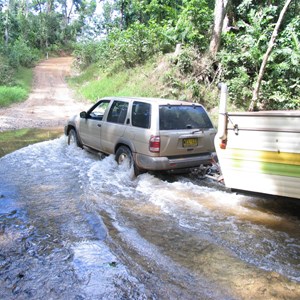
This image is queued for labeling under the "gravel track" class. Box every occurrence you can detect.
[0,57,87,132]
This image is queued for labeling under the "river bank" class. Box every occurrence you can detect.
[0,128,63,158]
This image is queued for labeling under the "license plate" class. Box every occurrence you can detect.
[182,138,198,148]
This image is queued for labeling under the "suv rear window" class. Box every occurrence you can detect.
[159,105,213,130]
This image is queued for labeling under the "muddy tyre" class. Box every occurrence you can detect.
[115,146,143,176]
[68,128,82,148]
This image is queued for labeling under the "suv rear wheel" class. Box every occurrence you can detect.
[115,146,142,176]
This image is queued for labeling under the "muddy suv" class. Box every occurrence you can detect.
[65,97,216,175]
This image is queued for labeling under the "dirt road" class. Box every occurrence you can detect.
[0,57,88,132]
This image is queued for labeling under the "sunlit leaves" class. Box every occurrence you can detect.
[219,4,299,110]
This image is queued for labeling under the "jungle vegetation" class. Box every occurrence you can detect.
[0,0,299,110]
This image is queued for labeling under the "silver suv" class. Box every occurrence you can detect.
[65,97,216,175]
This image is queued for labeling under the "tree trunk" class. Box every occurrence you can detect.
[209,0,229,57]
[120,0,126,30]
[249,0,292,111]
[4,5,9,48]
[47,0,54,14]
[67,1,74,24]
[4,0,16,48]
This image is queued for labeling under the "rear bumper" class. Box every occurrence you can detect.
[134,152,213,171]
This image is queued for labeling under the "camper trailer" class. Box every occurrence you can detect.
[214,84,300,199]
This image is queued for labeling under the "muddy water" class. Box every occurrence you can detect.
[0,138,299,299]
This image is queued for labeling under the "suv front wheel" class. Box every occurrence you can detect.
[115,146,142,176]
[68,128,82,148]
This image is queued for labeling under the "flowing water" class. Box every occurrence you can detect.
[0,137,299,299]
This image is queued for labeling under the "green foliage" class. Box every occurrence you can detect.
[71,48,222,117]
[15,67,34,92]
[68,63,101,85]
[175,47,196,74]
[109,0,182,30]
[71,60,161,102]
[0,55,15,85]
[0,66,33,107]
[0,0,95,62]
[79,73,130,101]
[175,0,212,49]
[262,15,300,109]
[73,42,100,70]
[74,20,173,73]
[0,0,296,112]
[0,86,28,107]
[8,38,40,68]
[64,0,300,111]
[74,0,213,75]
[219,6,300,110]
[105,22,157,67]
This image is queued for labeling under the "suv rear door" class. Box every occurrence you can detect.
[125,101,152,154]
[100,100,129,153]
[158,105,216,156]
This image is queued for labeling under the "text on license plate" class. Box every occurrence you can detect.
[182,138,198,147]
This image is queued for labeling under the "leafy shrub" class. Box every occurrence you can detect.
[73,42,101,70]
[176,47,195,74]
[74,21,173,73]
[73,1,212,78]
[0,86,28,107]
[103,21,164,68]
[9,38,40,68]
[174,0,212,49]
[218,7,300,110]
[0,55,15,86]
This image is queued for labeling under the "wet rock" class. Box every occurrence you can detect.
[109,261,117,267]
[17,273,25,279]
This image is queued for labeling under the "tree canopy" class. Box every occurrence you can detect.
[0,0,96,66]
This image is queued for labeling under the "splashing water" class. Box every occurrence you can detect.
[0,137,299,299]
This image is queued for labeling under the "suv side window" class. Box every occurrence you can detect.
[132,101,151,129]
[107,101,129,124]
[89,100,110,120]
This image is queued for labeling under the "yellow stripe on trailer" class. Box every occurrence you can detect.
[221,148,300,166]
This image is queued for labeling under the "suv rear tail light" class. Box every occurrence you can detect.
[149,135,160,153]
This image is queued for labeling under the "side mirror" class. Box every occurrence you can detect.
[80,111,87,118]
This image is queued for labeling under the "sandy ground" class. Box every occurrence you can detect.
[0,57,88,132]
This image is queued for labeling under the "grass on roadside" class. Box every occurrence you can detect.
[0,86,28,106]
[69,60,163,102]
[0,67,33,108]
